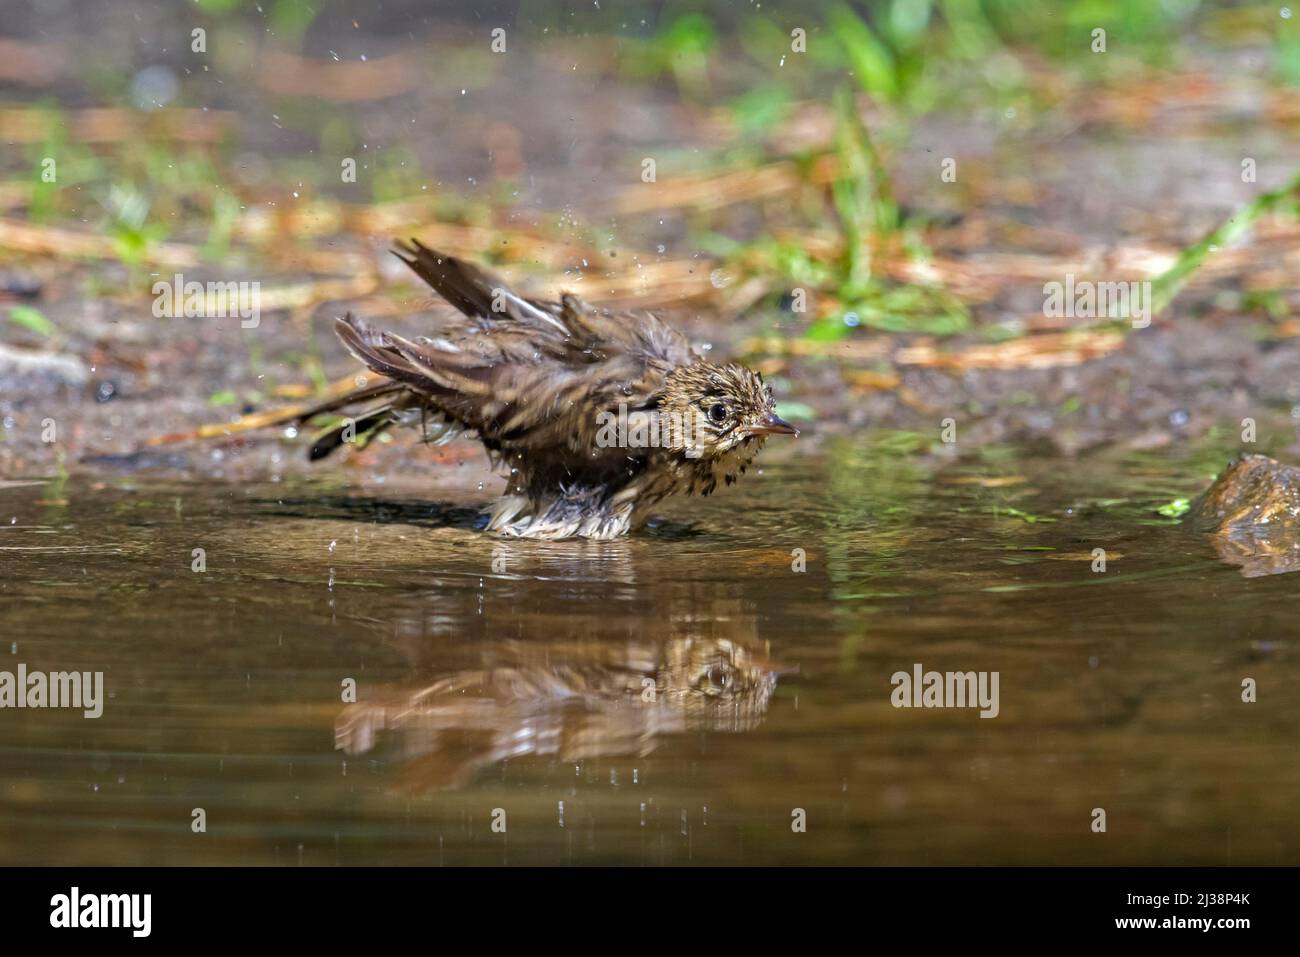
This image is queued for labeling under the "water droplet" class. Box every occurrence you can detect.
[129,65,178,111]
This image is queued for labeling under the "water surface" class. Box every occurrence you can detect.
[1,436,1296,864]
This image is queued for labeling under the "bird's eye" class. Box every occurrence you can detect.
[708,403,728,424]
[703,664,732,693]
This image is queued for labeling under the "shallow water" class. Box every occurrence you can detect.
[1,435,1297,865]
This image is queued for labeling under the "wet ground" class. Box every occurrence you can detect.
[2,434,1296,865]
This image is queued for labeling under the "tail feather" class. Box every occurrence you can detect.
[308,407,395,461]
[294,380,403,423]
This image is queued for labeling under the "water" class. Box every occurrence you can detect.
[1,435,1296,865]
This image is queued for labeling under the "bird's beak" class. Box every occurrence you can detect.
[746,413,799,437]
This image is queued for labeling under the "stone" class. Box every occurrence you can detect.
[1192,454,1300,577]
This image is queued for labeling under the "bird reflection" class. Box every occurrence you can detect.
[334,542,788,790]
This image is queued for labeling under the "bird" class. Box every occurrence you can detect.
[335,632,786,790]
[296,239,798,540]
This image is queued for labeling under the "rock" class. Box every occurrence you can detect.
[1192,454,1300,577]
[1192,454,1300,530]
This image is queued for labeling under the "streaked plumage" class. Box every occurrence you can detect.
[335,634,784,790]
[303,240,797,539]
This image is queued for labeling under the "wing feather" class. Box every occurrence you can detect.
[393,238,568,334]
[338,246,697,459]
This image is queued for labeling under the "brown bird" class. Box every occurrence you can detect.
[335,633,785,790]
[299,240,797,539]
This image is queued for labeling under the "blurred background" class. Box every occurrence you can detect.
[2,0,1300,473]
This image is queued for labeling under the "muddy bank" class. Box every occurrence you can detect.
[2,297,1296,490]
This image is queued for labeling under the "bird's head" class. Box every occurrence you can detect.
[659,362,797,460]
[657,636,791,731]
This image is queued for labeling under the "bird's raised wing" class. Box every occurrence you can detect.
[335,242,696,455]
[335,314,663,455]
[392,238,693,364]
[393,238,572,335]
